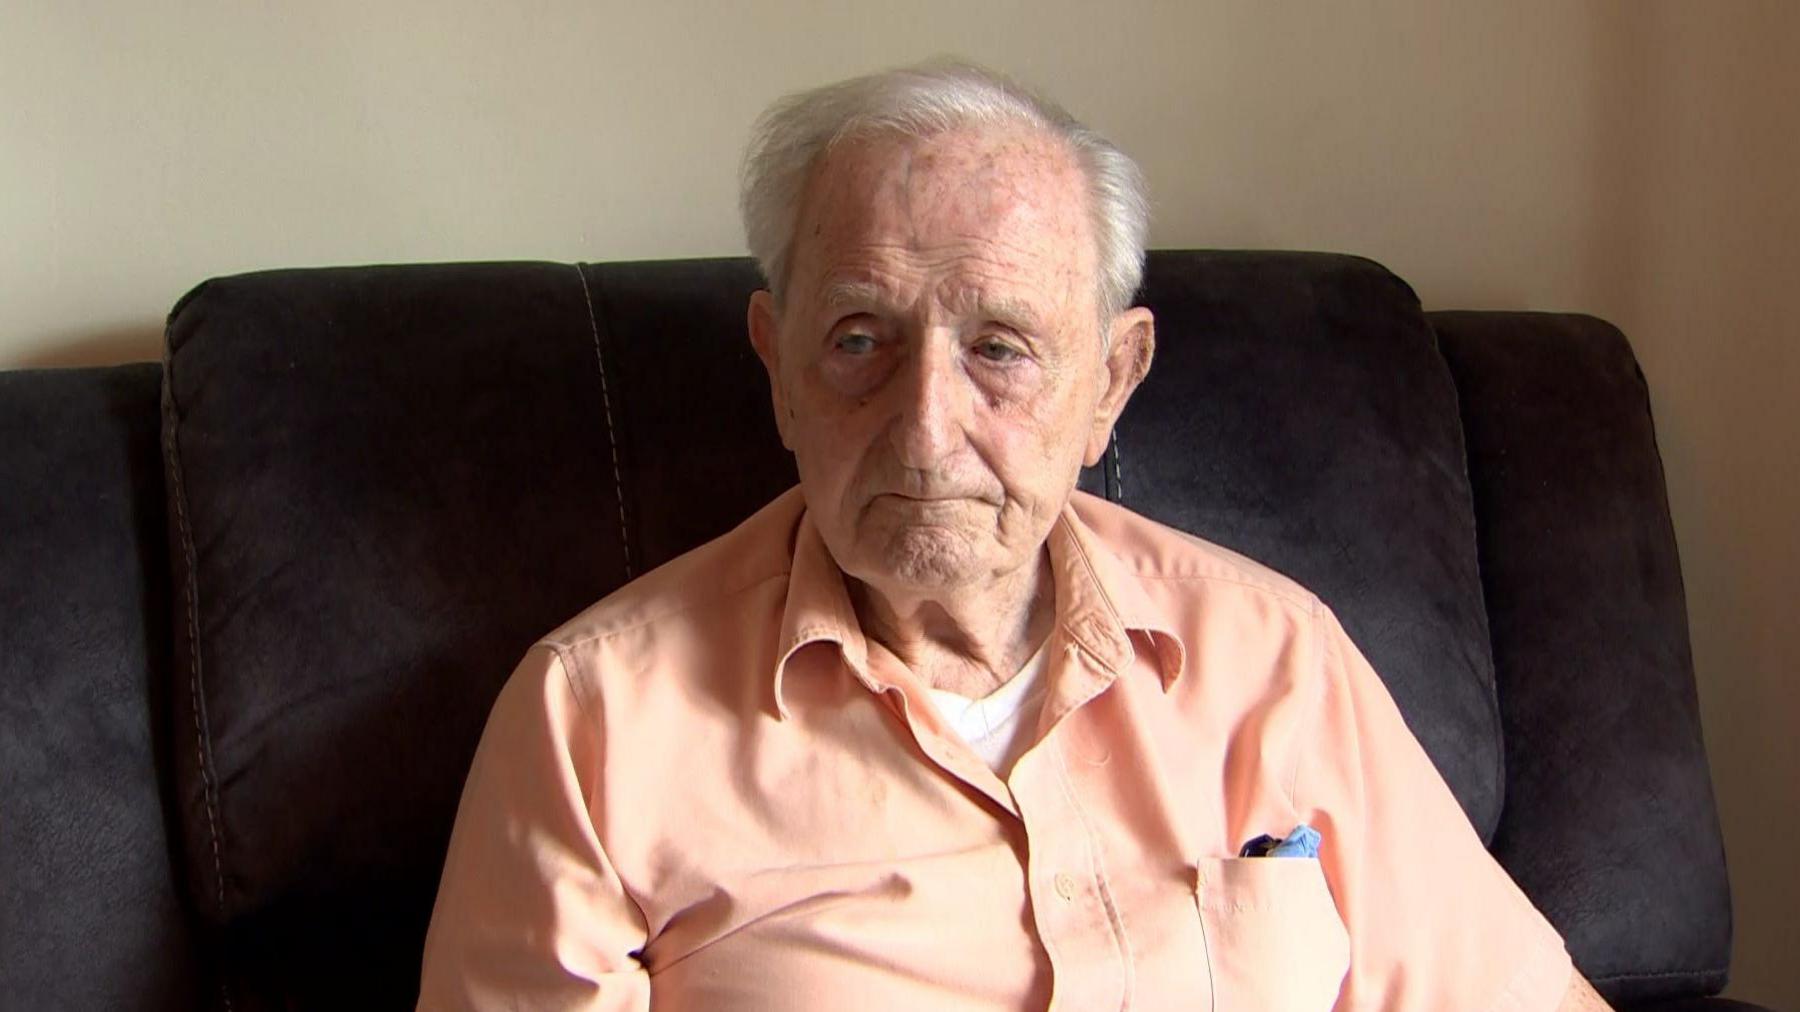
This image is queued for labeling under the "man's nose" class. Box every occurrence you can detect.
[888,334,969,469]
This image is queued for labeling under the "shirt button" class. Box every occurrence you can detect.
[1054,873,1077,900]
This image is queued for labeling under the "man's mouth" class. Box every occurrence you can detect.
[872,491,998,513]
[878,489,985,502]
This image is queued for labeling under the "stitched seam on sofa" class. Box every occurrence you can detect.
[1110,429,1124,503]
[574,262,635,580]
[1589,967,1725,984]
[161,340,229,921]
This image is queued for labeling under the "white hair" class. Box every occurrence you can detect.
[738,59,1150,320]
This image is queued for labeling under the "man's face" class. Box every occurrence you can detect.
[749,125,1152,597]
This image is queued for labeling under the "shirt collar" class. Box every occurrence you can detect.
[771,510,874,719]
[1049,495,1187,690]
[771,493,1187,719]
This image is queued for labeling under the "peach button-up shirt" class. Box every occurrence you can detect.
[419,488,1572,1010]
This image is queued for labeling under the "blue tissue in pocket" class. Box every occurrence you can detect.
[1238,823,1321,858]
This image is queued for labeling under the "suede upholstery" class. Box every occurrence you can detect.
[1648,993,1785,1001]
[1434,311,1733,1004]
[0,365,198,1011]
[0,252,1756,1010]
[1115,251,1503,839]
[160,264,634,1006]
[572,258,797,574]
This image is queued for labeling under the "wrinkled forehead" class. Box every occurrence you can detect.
[787,125,1099,310]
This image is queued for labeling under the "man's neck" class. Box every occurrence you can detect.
[849,547,1055,697]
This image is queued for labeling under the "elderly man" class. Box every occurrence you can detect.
[419,62,1610,1010]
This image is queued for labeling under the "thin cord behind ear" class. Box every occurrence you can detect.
[1105,430,1123,503]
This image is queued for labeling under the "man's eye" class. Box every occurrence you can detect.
[835,333,877,355]
[973,339,1022,363]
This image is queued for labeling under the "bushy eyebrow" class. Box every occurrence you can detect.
[965,292,1045,334]
[821,279,894,311]
[820,279,1046,334]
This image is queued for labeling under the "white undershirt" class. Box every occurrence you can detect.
[925,641,1052,775]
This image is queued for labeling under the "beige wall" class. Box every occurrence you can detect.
[4,0,1794,1002]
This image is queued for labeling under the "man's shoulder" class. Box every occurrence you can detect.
[539,488,805,654]
[1069,490,1320,618]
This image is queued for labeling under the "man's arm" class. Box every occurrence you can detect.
[419,645,651,1011]
[1298,606,1581,1009]
[1561,973,1615,1011]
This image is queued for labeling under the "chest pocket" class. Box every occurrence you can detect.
[1195,857,1350,1011]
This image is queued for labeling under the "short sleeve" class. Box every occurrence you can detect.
[1296,606,1573,1011]
[418,645,651,1011]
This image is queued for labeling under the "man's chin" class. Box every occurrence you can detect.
[864,527,985,590]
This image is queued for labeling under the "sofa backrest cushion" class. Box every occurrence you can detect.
[1433,311,1731,1003]
[161,253,1500,1006]
[160,262,712,1006]
[1115,252,1503,834]
[0,364,200,1011]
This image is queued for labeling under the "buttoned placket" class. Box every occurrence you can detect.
[870,635,1135,1012]
[775,506,1180,1009]
[1014,639,1135,1011]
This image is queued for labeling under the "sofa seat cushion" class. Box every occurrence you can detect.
[0,364,199,1011]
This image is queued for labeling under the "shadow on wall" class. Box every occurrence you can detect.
[1580,0,1653,329]
[1581,5,1800,1009]
[20,325,165,369]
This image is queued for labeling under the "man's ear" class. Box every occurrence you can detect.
[747,290,794,450]
[1083,306,1155,467]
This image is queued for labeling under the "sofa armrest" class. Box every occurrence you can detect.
[1431,311,1732,1005]
[0,364,202,1009]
